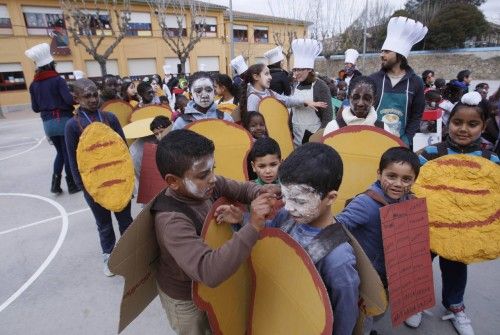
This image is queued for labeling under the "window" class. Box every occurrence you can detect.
[0,63,26,92]
[127,58,156,77]
[195,17,217,38]
[55,61,74,80]
[165,15,186,37]
[126,12,152,36]
[254,26,268,43]
[165,58,191,75]
[0,5,12,35]
[79,10,112,36]
[233,25,247,42]
[85,60,119,78]
[197,56,219,72]
[22,6,65,36]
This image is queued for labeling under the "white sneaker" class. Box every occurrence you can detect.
[442,311,475,335]
[404,312,422,328]
[103,253,115,277]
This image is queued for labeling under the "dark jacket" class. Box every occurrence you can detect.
[370,66,425,142]
[29,74,74,121]
[269,67,291,96]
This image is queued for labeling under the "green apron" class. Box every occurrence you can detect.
[376,76,410,145]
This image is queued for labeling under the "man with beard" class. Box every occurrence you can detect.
[370,17,427,146]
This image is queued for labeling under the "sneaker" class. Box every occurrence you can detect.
[442,311,475,335]
[404,312,422,328]
[103,253,115,277]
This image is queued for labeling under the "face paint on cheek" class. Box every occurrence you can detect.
[282,184,322,224]
[192,78,215,108]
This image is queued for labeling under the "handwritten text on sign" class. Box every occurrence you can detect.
[380,198,435,326]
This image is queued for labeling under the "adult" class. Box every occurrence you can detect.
[230,55,248,88]
[344,49,362,86]
[25,43,80,194]
[264,46,291,96]
[421,69,435,91]
[370,16,427,146]
[455,70,472,95]
[290,39,333,146]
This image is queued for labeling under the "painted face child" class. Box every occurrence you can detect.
[377,147,420,200]
[244,112,268,139]
[74,79,100,112]
[191,77,215,108]
[349,82,375,118]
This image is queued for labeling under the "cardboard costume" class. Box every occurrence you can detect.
[129,105,172,123]
[101,99,134,128]
[257,97,294,158]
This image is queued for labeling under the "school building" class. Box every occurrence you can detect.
[0,0,309,112]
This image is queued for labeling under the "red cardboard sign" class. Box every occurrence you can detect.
[380,198,435,326]
[137,143,166,204]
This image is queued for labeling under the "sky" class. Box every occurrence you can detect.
[207,0,500,25]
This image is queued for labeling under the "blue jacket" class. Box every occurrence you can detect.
[336,181,413,281]
[172,101,233,130]
[29,74,74,121]
[266,209,359,335]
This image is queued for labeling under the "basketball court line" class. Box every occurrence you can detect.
[0,140,39,150]
[0,136,45,161]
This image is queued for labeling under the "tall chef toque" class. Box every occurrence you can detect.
[292,39,322,69]
[381,16,428,58]
[264,46,284,65]
[344,49,359,65]
[25,43,54,68]
[231,55,248,75]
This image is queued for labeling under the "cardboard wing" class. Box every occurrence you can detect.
[258,97,294,158]
[108,198,160,333]
[322,126,405,214]
[130,105,173,123]
[137,143,167,204]
[186,119,253,181]
[102,99,134,128]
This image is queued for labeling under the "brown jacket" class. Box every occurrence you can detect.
[154,176,260,300]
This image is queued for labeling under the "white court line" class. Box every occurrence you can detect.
[0,193,69,313]
[0,118,39,128]
[0,208,89,236]
[0,136,45,162]
[0,141,38,150]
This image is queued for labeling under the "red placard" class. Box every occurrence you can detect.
[380,198,435,326]
[137,143,167,204]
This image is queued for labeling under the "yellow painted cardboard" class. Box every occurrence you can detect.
[122,117,155,139]
[217,103,238,113]
[76,123,134,211]
[186,119,253,181]
[322,126,405,214]
[101,99,134,128]
[413,155,500,263]
[258,97,294,158]
[129,105,173,123]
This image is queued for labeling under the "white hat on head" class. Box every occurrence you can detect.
[381,16,428,58]
[73,70,85,80]
[344,49,359,65]
[162,64,173,75]
[264,46,284,65]
[291,39,322,69]
[230,55,248,75]
[25,43,54,68]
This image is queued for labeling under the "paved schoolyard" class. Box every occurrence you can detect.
[0,110,499,335]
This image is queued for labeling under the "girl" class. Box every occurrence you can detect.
[121,80,139,108]
[150,74,165,99]
[243,111,268,140]
[414,91,499,334]
[323,76,389,136]
[214,73,239,105]
[239,64,326,127]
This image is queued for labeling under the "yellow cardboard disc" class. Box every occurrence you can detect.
[258,97,294,158]
[217,103,238,113]
[122,117,155,139]
[413,155,500,263]
[101,99,134,128]
[130,105,172,123]
[77,123,135,211]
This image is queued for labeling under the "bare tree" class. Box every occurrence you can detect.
[149,0,208,75]
[61,0,131,76]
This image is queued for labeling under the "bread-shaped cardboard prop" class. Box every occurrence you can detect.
[101,99,133,128]
[186,119,253,181]
[258,97,294,159]
[322,126,405,214]
[137,143,167,204]
[130,105,172,123]
[217,103,238,114]
[122,117,155,139]
[413,155,500,263]
[76,123,134,211]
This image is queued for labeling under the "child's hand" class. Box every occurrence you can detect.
[259,184,281,198]
[214,204,244,224]
[249,193,275,231]
[305,100,328,111]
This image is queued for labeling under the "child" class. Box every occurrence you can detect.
[243,111,268,140]
[324,76,390,135]
[121,80,139,108]
[214,73,239,105]
[172,72,233,130]
[64,79,133,277]
[239,63,327,121]
[172,94,189,122]
[153,129,277,335]
[137,81,159,108]
[150,115,172,142]
[413,91,499,335]
[249,137,281,185]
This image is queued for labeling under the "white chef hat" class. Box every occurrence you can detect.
[73,70,86,80]
[162,64,173,75]
[230,55,248,75]
[291,39,322,69]
[381,16,428,58]
[264,46,284,65]
[25,43,54,68]
[344,49,359,65]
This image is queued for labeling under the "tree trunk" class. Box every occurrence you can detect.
[179,58,186,75]
[285,54,291,71]
[98,59,107,77]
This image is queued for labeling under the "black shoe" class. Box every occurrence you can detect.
[66,175,81,194]
[51,174,63,194]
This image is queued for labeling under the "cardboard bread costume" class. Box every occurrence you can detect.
[101,99,134,128]
[257,97,294,158]
[129,105,172,123]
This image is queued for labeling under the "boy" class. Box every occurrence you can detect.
[154,129,277,335]
[65,79,133,277]
[335,147,420,327]
[249,137,281,185]
[252,143,360,335]
[150,115,172,141]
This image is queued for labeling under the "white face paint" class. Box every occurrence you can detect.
[191,78,215,108]
[182,156,215,199]
[281,184,322,224]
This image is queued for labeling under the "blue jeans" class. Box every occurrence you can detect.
[432,253,467,310]
[50,135,71,176]
[83,191,133,254]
